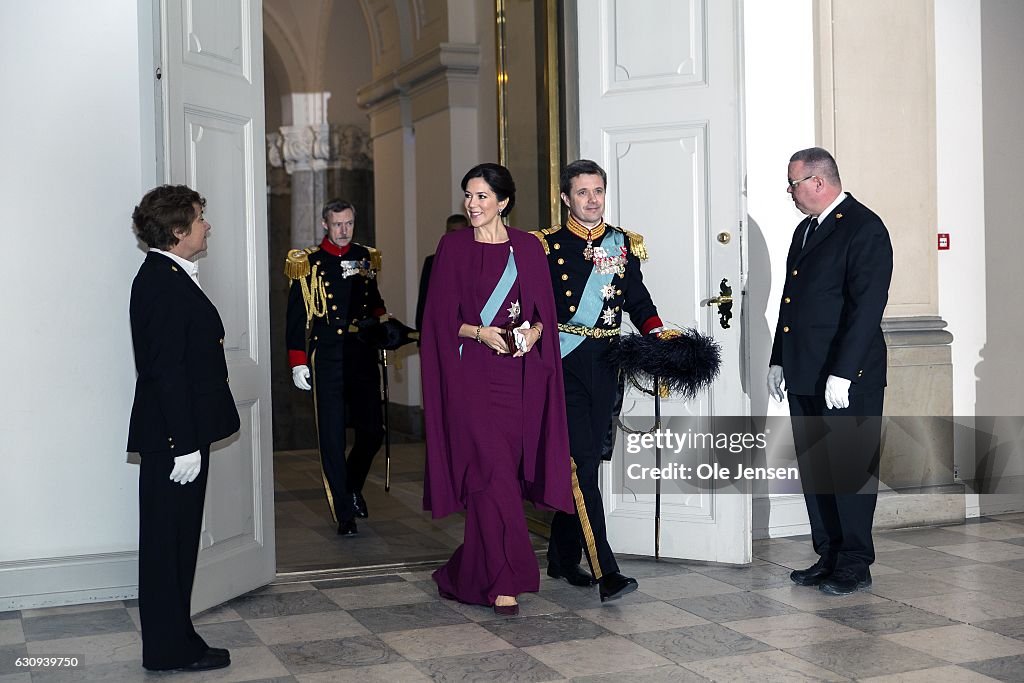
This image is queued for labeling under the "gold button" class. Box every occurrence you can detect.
[226,377,230,383]
[784,297,791,304]
[569,305,576,312]
[557,258,565,265]
[561,274,568,281]
[616,289,622,295]
[218,338,224,344]
[553,243,561,250]
[171,266,178,272]
[331,305,337,311]
[783,326,790,333]
[313,336,318,340]
[615,306,620,311]
[858,370,864,377]
[565,290,572,297]
[328,293,334,299]
[792,269,798,276]
[167,437,173,442]
[324,282,330,287]
[170,445,175,449]
[336,328,344,335]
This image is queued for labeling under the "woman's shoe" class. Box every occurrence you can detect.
[493,602,519,616]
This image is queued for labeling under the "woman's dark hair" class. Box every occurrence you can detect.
[132,185,206,250]
[461,163,516,217]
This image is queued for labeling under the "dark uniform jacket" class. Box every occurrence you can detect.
[769,194,893,396]
[532,224,660,336]
[127,252,240,455]
[285,238,386,366]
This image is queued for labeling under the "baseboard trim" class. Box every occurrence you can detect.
[0,551,138,611]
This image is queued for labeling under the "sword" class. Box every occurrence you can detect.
[654,375,662,560]
[380,348,392,492]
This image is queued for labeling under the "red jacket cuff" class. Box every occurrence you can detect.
[641,316,664,335]
[289,350,307,367]
[372,307,387,318]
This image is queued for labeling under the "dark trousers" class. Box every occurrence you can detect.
[343,338,384,493]
[138,447,210,670]
[789,390,884,578]
[547,340,620,580]
[310,339,384,521]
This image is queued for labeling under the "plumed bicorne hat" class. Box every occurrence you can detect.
[356,318,419,350]
[609,327,721,401]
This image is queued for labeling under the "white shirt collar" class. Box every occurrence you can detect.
[150,248,200,286]
[813,191,847,224]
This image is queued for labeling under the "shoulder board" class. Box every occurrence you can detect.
[528,225,561,255]
[284,246,318,280]
[366,247,382,272]
[613,226,648,262]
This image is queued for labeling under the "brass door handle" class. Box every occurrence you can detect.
[704,278,733,329]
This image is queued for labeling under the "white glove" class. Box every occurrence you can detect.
[292,365,311,391]
[825,374,851,410]
[169,450,201,485]
[767,365,786,402]
[512,321,531,353]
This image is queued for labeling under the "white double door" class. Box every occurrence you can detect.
[575,0,751,563]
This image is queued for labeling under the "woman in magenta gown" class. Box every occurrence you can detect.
[420,163,574,614]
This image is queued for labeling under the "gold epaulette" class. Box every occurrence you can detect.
[284,246,319,280]
[367,247,382,272]
[529,225,562,255]
[620,228,648,262]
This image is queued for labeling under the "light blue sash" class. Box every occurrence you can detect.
[460,247,517,357]
[559,230,623,357]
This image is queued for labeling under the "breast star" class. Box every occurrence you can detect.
[507,299,521,320]
[601,283,616,300]
[601,306,617,326]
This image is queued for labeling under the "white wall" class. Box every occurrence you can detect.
[0,0,152,606]
[742,0,816,537]
[934,0,987,514]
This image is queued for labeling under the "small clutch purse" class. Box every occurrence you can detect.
[498,322,518,354]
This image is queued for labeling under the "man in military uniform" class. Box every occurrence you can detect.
[533,159,663,602]
[286,199,386,535]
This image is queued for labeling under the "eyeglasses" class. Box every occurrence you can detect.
[787,175,817,189]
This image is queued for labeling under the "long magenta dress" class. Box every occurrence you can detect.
[421,227,573,606]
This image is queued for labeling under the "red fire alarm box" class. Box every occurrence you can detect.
[938,233,950,250]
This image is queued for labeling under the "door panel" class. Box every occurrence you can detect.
[162,0,275,611]
[577,0,750,563]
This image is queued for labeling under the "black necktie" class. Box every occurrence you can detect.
[804,217,819,247]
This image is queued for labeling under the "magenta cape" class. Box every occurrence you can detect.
[420,227,574,519]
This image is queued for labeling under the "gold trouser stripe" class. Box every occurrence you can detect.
[570,459,603,580]
[310,349,338,524]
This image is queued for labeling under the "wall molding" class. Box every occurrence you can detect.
[356,42,480,109]
[0,551,138,611]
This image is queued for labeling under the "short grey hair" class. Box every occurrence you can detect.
[789,147,841,186]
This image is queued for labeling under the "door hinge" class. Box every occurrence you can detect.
[155,67,162,80]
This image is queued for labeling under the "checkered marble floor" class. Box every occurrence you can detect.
[6,514,1024,681]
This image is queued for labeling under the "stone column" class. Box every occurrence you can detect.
[266,93,332,248]
[816,0,961,526]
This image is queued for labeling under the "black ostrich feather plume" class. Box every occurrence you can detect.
[609,328,721,401]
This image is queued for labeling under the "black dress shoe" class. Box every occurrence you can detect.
[352,491,369,518]
[337,518,358,536]
[206,646,229,657]
[547,565,597,587]
[819,569,872,596]
[790,559,833,586]
[599,572,638,602]
[178,648,230,672]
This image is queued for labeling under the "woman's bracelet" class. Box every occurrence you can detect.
[531,324,542,339]
[475,324,483,343]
